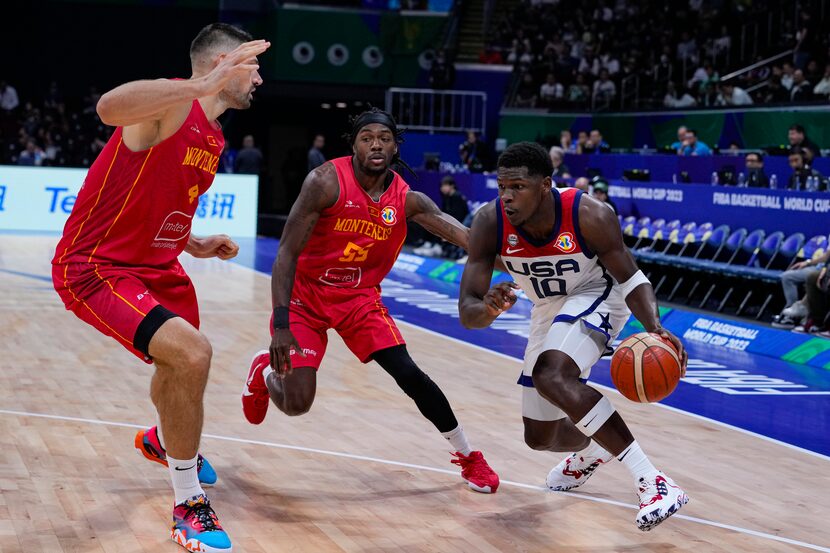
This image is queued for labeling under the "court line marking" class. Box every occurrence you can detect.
[233,261,830,464]
[0,407,827,553]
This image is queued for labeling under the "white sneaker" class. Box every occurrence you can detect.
[635,471,689,531]
[413,242,434,256]
[429,243,444,257]
[546,452,610,492]
[782,301,807,319]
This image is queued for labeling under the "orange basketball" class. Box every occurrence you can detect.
[610,332,682,403]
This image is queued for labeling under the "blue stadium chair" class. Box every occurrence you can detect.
[665,225,732,302]
[624,217,651,247]
[632,218,666,249]
[639,222,699,294]
[693,222,714,242]
[696,229,765,309]
[714,231,783,312]
[765,232,805,271]
[621,216,637,236]
[797,234,828,262]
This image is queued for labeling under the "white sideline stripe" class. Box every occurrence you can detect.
[232,261,830,463]
[0,407,827,553]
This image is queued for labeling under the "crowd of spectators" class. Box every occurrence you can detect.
[489,0,830,111]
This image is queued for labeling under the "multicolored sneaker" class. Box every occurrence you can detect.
[635,471,689,531]
[546,451,611,492]
[242,350,271,425]
[172,494,232,552]
[134,426,217,486]
[450,451,500,493]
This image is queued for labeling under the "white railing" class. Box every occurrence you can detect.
[385,88,487,133]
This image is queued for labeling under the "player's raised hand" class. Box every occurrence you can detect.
[201,40,270,95]
[654,327,688,376]
[484,281,519,317]
[269,328,306,377]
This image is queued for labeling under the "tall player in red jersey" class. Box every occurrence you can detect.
[241,108,499,493]
[52,23,269,552]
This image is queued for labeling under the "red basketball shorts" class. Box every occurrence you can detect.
[52,261,199,362]
[270,275,406,370]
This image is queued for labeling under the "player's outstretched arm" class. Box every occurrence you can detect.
[405,191,470,250]
[185,234,239,259]
[459,203,518,328]
[580,196,687,370]
[269,162,339,374]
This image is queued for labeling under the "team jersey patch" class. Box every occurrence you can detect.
[555,232,575,252]
[507,233,519,247]
[380,206,397,225]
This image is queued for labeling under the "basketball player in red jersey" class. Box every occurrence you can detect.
[459,142,689,530]
[52,24,269,552]
[241,108,499,493]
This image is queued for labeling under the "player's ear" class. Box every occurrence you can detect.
[542,176,552,191]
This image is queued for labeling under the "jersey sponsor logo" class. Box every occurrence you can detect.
[380,206,397,225]
[339,241,373,262]
[182,146,219,175]
[154,211,192,243]
[333,217,393,241]
[190,125,201,134]
[555,232,576,252]
[505,246,525,254]
[345,199,361,208]
[318,267,362,287]
[505,259,581,300]
[507,233,519,247]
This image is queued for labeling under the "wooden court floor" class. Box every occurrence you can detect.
[0,234,828,553]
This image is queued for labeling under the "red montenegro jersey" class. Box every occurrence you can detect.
[53,99,224,268]
[296,156,409,288]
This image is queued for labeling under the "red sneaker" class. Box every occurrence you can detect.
[451,451,500,493]
[242,350,271,424]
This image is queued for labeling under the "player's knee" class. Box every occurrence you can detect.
[281,392,313,416]
[524,427,556,451]
[178,334,212,380]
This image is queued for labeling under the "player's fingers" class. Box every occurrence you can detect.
[269,347,277,369]
[293,339,307,357]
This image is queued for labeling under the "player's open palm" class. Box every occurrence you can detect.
[484,281,519,317]
[203,40,270,94]
[270,328,305,377]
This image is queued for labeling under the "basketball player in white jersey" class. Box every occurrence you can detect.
[458,142,690,531]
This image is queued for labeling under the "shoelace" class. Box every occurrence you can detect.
[451,454,492,478]
[182,499,219,532]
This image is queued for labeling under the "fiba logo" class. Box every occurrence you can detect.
[380,206,397,225]
[555,232,575,252]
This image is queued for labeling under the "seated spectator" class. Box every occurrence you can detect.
[429,49,455,89]
[789,124,822,160]
[814,64,830,98]
[590,178,617,213]
[720,82,753,106]
[798,267,830,336]
[781,62,795,90]
[744,152,769,188]
[573,176,590,192]
[600,52,620,75]
[560,129,576,153]
[664,83,697,108]
[679,129,711,156]
[514,73,538,107]
[549,146,571,181]
[566,74,590,107]
[670,125,688,151]
[459,130,490,172]
[17,140,45,166]
[479,44,504,65]
[592,69,617,106]
[439,175,469,259]
[234,135,263,174]
[763,76,790,103]
[539,74,564,107]
[574,130,588,154]
[0,81,19,113]
[805,60,822,85]
[787,148,827,191]
[308,134,326,172]
[790,69,813,102]
[772,249,830,328]
[584,129,609,153]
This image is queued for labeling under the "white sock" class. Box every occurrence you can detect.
[577,440,612,462]
[617,440,658,482]
[168,455,205,505]
[442,425,472,456]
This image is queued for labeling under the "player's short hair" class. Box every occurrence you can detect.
[190,23,252,62]
[497,142,553,178]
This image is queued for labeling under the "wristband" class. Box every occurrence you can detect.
[618,270,651,299]
[272,306,290,330]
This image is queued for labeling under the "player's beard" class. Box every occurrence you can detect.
[219,88,251,110]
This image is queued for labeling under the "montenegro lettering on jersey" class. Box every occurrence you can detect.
[53,99,224,268]
[498,188,612,305]
[296,156,409,288]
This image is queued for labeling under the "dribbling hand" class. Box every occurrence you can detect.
[653,327,688,377]
[269,328,306,378]
[484,281,519,317]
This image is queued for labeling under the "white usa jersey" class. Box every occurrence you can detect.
[497,188,625,318]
